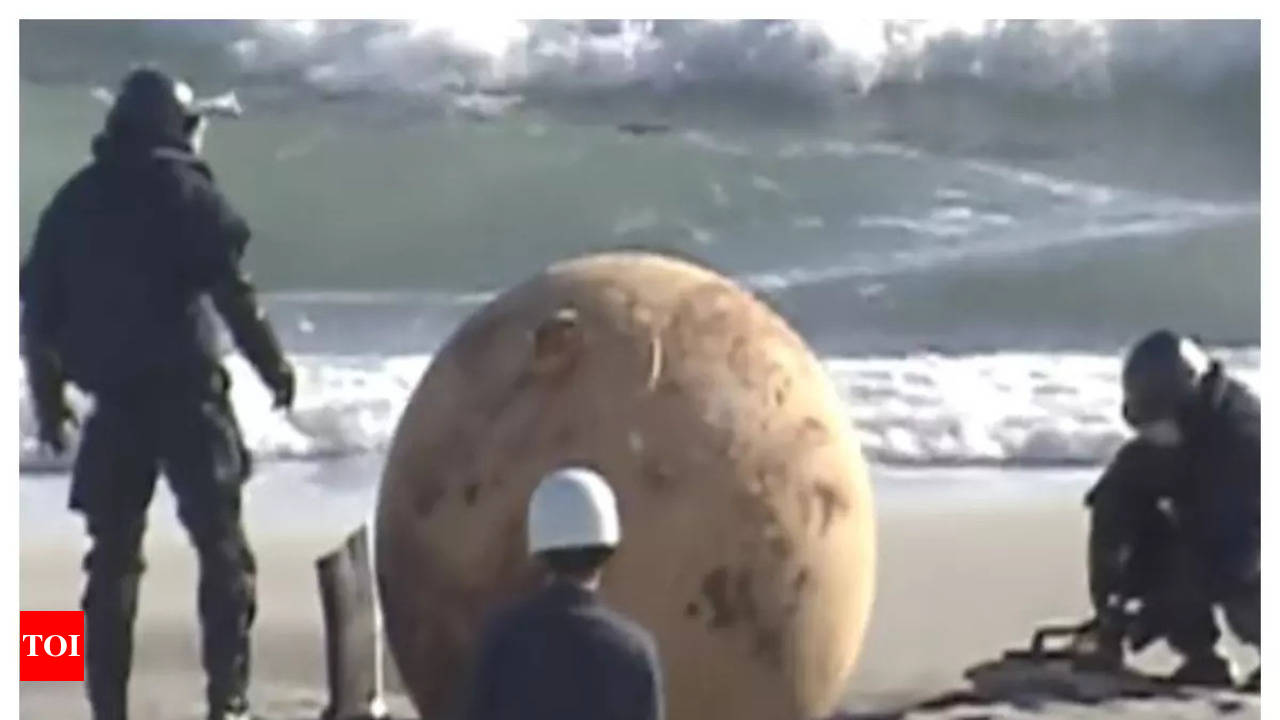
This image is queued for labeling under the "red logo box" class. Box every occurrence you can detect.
[20,611,84,681]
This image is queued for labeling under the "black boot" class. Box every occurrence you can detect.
[1169,652,1234,687]
[1068,615,1126,672]
[206,697,253,720]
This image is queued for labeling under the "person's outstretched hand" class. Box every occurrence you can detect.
[269,362,296,411]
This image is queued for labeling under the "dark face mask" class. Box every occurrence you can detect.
[1121,390,1185,430]
[1121,373,1205,447]
[1134,417,1183,447]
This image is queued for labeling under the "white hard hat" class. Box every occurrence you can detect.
[527,467,621,555]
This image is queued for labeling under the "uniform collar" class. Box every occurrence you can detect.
[91,131,210,176]
[542,579,598,606]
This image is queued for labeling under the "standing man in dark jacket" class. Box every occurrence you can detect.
[1084,330,1259,689]
[20,68,295,720]
[466,467,665,720]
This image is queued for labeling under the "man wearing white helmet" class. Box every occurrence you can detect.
[465,467,665,720]
[1083,330,1259,689]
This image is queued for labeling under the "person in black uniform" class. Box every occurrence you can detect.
[1084,330,1259,689]
[466,467,665,720]
[20,68,295,720]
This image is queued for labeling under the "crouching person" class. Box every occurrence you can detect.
[1084,331,1259,689]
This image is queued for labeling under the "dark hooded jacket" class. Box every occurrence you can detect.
[1168,363,1260,577]
[1087,362,1260,595]
[20,123,287,399]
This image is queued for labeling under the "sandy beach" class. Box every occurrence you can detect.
[20,460,1259,719]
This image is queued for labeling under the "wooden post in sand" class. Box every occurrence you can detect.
[317,522,390,720]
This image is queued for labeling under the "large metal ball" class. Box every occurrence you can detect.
[376,252,875,719]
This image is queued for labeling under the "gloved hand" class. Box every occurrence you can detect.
[36,400,77,456]
[268,362,296,411]
[1069,614,1126,671]
[24,344,75,455]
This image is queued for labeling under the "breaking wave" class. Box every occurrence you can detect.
[18,347,1258,473]
[20,20,1260,116]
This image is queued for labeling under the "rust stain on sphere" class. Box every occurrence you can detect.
[376,252,876,720]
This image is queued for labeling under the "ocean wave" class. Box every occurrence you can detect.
[18,347,1259,473]
[21,20,1259,117]
[832,348,1258,466]
[220,20,1264,105]
[741,198,1258,293]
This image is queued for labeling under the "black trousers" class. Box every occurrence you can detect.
[1088,475,1260,657]
[71,372,256,720]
